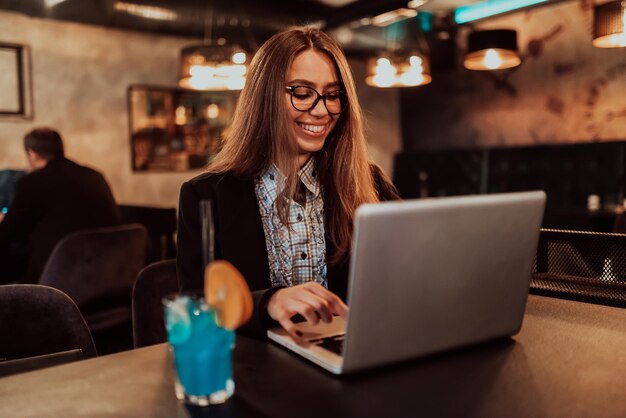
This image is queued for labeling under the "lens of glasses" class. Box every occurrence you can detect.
[290,86,345,115]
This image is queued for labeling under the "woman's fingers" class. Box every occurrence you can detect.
[267,283,350,339]
[294,291,334,323]
[269,292,318,324]
[275,316,304,342]
[290,299,321,325]
[269,299,319,340]
[303,282,349,318]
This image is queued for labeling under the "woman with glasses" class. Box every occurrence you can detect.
[177,27,399,339]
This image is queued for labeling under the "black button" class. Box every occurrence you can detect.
[296,214,303,222]
[301,252,307,260]
[312,171,316,177]
[269,174,275,180]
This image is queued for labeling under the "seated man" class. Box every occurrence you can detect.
[0,128,121,283]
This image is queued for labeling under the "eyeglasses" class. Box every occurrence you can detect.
[286,85,347,115]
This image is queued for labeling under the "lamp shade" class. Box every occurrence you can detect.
[464,29,521,71]
[592,0,626,48]
[179,44,248,91]
[365,54,432,88]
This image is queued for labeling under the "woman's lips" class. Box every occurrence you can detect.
[297,122,327,138]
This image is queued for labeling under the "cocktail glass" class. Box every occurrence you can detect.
[163,294,235,406]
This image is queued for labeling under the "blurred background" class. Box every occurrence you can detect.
[0,0,624,231]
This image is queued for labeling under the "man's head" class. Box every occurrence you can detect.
[23,128,65,171]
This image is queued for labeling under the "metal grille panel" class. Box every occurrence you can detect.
[531,228,626,307]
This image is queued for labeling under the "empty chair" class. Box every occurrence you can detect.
[531,228,626,308]
[39,223,148,354]
[132,259,178,348]
[0,284,96,376]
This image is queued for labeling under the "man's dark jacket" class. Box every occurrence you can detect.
[176,166,399,337]
[0,157,121,283]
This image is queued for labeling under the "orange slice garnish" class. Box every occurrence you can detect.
[204,260,253,330]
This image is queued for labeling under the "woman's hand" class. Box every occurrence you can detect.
[267,282,348,341]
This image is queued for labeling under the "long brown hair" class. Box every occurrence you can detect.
[208,27,381,264]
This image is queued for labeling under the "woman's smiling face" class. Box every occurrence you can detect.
[285,49,341,167]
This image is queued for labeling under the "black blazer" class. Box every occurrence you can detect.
[176,165,399,337]
[0,157,121,283]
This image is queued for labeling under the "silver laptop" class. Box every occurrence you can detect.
[267,191,546,374]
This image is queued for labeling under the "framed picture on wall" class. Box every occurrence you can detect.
[127,84,239,172]
[0,43,33,119]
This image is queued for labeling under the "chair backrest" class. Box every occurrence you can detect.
[0,284,97,362]
[39,224,148,309]
[118,205,177,263]
[131,259,178,348]
[531,228,626,307]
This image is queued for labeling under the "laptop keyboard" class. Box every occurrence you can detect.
[310,334,345,356]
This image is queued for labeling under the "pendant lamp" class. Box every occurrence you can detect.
[464,29,521,71]
[178,0,249,91]
[365,53,432,88]
[179,44,248,91]
[592,0,626,48]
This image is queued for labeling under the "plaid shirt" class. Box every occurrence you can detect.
[255,158,327,288]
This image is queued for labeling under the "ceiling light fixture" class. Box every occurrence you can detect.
[454,0,548,24]
[592,0,626,48]
[365,53,431,88]
[371,8,418,27]
[464,29,521,71]
[113,2,178,21]
[44,0,69,7]
[179,45,248,91]
[407,0,427,9]
[178,0,249,91]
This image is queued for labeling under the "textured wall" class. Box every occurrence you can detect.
[401,1,626,151]
[0,11,201,208]
[0,11,401,207]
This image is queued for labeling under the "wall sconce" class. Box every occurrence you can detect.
[179,45,248,91]
[365,53,432,88]
[464,29,521,71]
[592,0,626,48]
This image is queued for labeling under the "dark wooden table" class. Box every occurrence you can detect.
[2,295,626,418]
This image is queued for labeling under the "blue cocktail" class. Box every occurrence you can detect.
[163,295,235,405]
